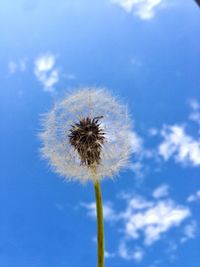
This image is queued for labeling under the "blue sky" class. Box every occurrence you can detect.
[1,0,200,266]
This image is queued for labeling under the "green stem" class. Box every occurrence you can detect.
[94,180,104,267]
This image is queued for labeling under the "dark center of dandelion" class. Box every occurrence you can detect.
[68,116,105,166]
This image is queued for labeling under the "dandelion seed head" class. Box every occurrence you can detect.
[40,88,134,182]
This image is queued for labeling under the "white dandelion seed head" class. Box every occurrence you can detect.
[40,87,134,182]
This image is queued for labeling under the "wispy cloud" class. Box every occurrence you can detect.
[119,241,144,261]
[81,202,118,222]
[180,221,197,243]
[8,59,27,74]
[189,99,200,111]
[149,127,158,136]
[122,196,190,245]
[111,0,164,20]
[158,125,200,166]
[128,131,143,153]
[8,61,18,74]
[104,250,116,258]
[152,184,169,199]
[83,187,193,262]
[132,247,144,262]
[129,162,145,178]
[128,131,154,178]
[153,99,200,167]
[187,190,200,203]
[189,99,200,132]
[34,53,59,92]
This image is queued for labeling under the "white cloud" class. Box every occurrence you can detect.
[35,55,55,72]
[104,250,116,258]
[189,111,200,126]
[128,131,156,177]
[83,188,192,263]
[126,131,147,178]
[152,184,169,199]
[118,240,144,261]
[8,61,18,74]
[180,221,197,243]
[158,125,200,166]
[157,100,200,167]
[8,59,27,74]
[118,240,131,260]
[111,0,164,20]
[188,99,200,131]
[81,202,96,218]
[189,99,200,111]
[34,54,59,92]
[122,197,190,245]
[133,247,144,262]
[187,190,200,203]
[149,127,158,136]
[128,131,143,153]
[129,162,144,178]
[81,202,118,222]
[124,196,153,211]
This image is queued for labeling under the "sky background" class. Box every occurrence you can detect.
[1,0,200,266]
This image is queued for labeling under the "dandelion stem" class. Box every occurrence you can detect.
[94,180,104,267]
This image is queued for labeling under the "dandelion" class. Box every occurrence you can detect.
[40,88,133,267]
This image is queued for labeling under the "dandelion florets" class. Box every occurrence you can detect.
[40,88,133,182]
[68,116,105,166]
